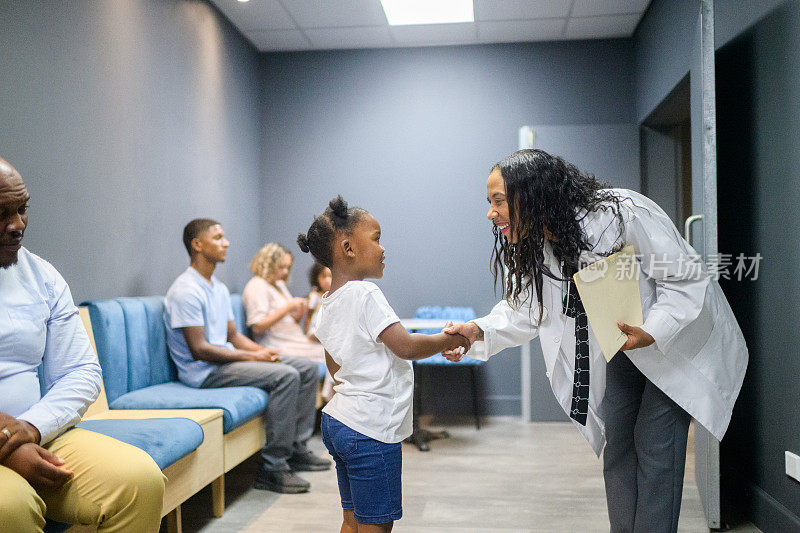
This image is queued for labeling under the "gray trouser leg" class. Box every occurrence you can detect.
[279,357,319,451]
[633,380,691,532]
[201,361,303,471]
[603,352,646,533]
[602,353,691,533]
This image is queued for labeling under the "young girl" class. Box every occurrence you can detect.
[297,196,469,533]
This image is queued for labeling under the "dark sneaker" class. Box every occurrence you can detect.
[254,469,310,493]
[288,450,332,472]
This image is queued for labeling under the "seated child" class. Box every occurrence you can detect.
[297,196,470,533]
[306,261,335,399]
[305,261,331,342]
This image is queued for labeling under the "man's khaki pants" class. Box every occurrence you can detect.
[0,427,166,533]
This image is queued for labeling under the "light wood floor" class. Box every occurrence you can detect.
[177,417,761,532]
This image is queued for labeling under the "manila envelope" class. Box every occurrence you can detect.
[573,245,643,362]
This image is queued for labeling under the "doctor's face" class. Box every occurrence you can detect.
[486,168,518,243]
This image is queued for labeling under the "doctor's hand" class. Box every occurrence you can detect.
[617,322,655,351]
[441,321,483,362]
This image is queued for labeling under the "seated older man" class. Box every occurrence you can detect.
[0,157,165,532]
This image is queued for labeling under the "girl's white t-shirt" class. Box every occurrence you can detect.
[316,281,413,443]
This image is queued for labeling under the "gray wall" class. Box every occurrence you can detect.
[636,0,800,529]
[634,0,787,259]
[635,0,790,123]
[716,3,800,530]
[0,0,263,302]
[259,41,638,415]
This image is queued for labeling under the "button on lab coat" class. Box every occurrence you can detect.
[469,189,748,456]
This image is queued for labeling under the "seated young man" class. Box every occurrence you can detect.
[0,157,165,531]
[163,219,329,494]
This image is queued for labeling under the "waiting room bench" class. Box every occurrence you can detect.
[44,309,224,533]
[80,296,270,508]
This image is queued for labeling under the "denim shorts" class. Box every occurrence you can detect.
[321,413,402,524]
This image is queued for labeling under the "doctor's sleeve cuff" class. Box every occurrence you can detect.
[469,317,494,361]
[640,308,680,353]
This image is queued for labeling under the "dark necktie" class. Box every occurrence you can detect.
[563,279,589,426]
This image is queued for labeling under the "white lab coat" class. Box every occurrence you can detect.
[469,189,748,456]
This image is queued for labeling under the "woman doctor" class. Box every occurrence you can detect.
[444,149,747,533]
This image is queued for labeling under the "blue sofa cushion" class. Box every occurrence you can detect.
[116,297,176,390]
[230,293,247,335]
[84,299,130,403]
[412,306,482,366]
[108,382,268,433]
[76,418,204,470]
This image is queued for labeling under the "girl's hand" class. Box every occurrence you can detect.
[453,333,471,353]
[617,322,655,351]
[441,321,482,362]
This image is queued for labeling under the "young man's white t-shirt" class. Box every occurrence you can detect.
[315,281,413,443]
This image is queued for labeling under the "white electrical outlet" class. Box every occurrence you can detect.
[785,451,800,482]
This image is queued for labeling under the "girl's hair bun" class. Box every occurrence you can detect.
[329,195,349,225]
[297,233,310,253]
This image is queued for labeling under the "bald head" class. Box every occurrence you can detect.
[0,157,29,268]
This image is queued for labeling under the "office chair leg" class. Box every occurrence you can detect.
[470,366,480,430]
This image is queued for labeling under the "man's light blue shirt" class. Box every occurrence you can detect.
[163,267,234,388]
[0,247,102,444]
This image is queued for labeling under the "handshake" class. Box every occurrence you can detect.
[440,321,483,362]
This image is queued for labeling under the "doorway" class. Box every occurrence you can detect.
[639,75,692,228]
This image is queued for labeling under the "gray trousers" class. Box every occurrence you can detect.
[201,356,319,472]
[602,352,691,533]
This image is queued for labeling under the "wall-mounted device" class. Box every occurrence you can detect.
[518,126,534,150]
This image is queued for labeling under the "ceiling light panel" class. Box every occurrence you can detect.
[381,0,475,26]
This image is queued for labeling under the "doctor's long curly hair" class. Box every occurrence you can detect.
[491,149,625,318]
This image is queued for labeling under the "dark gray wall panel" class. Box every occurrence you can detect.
[0,0,262,301]
[635,0,789,124]
[716,2,800,529]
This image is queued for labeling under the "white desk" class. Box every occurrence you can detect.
[400,318,450,331]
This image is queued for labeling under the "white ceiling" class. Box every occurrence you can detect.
[209,0,652,52]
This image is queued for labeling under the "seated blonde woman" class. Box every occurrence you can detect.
[242,244,333,398]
